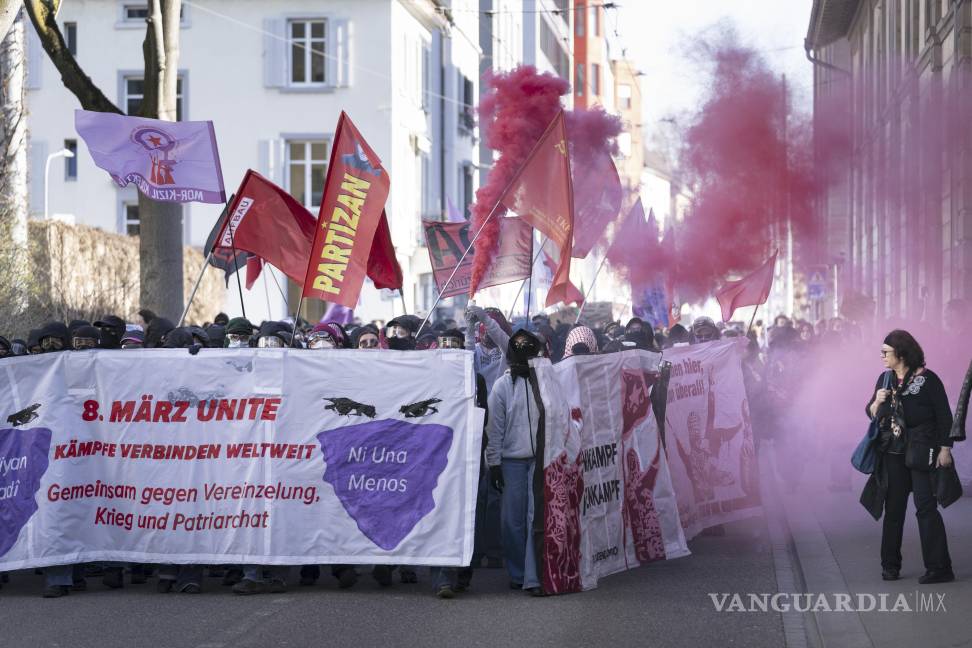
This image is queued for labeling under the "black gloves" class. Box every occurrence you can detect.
[489,465,504,493]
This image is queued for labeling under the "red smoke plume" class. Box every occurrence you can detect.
[469,67,568,295]
[671,39,846,302]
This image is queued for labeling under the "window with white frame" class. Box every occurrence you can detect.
[591,63,600,96]
[419,273,436,312]
[575,64,584,97]
[124,76,184,120]
[289,19,326,85]
[618,83,632,110]
[120,3,184,23]
[124,202,140,236]
[285,140,329,211]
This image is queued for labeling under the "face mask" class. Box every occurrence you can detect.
[226,334,249,348]
[308,336,335,350]
[387,336,415,351]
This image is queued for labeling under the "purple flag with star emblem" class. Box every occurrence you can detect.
[75,109,226,204]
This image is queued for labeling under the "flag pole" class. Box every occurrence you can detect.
[178,250,213,327]
[290,295,305,347]
[226,208,247,320]
[419,109,566,335]
[574,252,609,325]
[745,306,759,337]
[508,236,546,322]
[398,288,408,315]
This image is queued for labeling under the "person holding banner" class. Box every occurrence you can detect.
[486,330,546,596]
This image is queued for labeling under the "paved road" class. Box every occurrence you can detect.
[0,515,782,648]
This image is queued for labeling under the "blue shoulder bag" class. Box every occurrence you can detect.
[851,371,892,474]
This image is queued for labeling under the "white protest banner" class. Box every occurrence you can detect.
[532,350,690,593]
[662,339,762,540]
[0,349,481,569]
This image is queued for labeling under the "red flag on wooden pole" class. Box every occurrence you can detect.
[498,110,575,307]
[715,250,779,322]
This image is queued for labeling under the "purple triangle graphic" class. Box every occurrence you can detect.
[317,419,453,550]
[0,427,52,557]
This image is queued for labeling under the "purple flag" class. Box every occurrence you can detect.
[75,109,226,204]
[321,302,354,326]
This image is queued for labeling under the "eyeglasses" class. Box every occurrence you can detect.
[385,325,410,339]
[437,337,463,349]
[357,336,379,349]
[880,349,894,357]
[257,336,284,348]
[308,332,336,350]
[227,333,250,344]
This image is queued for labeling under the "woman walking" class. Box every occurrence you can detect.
[863,330,955,584]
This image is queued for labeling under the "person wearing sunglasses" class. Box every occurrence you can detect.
[485,329,546,596]
[71,325,101,351]
[37,321,70,353]
[351,324,380,349]
[690,316,721,345]
[436,329,465,350]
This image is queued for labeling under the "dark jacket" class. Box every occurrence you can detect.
[952,359,971,442]
[861,368,955,519]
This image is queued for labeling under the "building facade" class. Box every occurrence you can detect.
[26,0,481,324]
[807,0,972,322]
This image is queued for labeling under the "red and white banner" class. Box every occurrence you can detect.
[532,351,689,593]
[661,339,762,540]
[423,217,532,298]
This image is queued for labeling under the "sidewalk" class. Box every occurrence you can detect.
[777,467,972,648]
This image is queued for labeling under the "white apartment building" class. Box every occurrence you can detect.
[26,0,481,324]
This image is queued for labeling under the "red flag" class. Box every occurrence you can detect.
[571,154,622,259]
[542,250,584,305]
[215,170,316,284]
[367,210,403,290]
[244,256,263,290]
[499,110,575,307]
[302,112,391,307]
[424,217,532,298]
[715,250,778,322]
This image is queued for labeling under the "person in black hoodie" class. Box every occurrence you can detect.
[863,330,955,584]
[93,315,126,349]
[144,317,175,348]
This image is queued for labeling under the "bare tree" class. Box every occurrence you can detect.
[0,7,30,335]
[24,0,185,320]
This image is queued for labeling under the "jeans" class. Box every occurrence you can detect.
[473,472,503,564]
[500,458,540,589]
[242,565,288,583]
[45,564,80,588]
[158,564,204,591]
[881,452,952,572]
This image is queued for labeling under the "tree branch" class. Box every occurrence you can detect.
[23,0,121,113]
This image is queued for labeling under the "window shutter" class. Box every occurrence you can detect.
[29,141,48,215]
[329,19,351,88]
[26,24,43,89]
[257,139,285,185]
[263,18,286,88]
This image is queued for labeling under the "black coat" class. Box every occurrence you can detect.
[952,358,971,442]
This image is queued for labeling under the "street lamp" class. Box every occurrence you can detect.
[44,148,75,220]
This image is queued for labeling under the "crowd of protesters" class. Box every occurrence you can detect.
[2,299,969,599]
